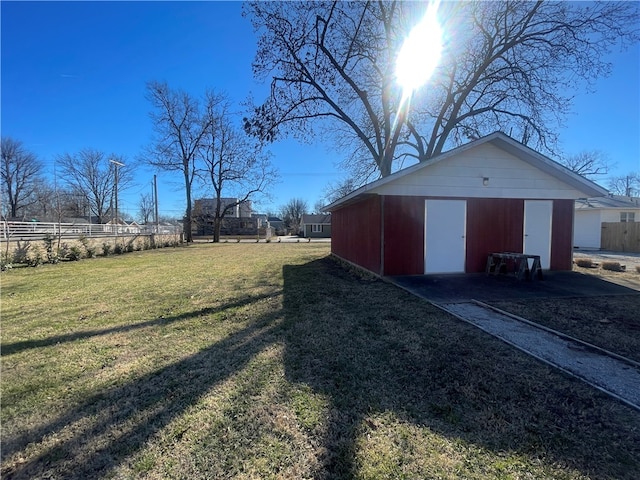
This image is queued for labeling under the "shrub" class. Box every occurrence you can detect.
[575,258,594,268]
[113,243,124,255]
[126,242,134,253]
[102,243,112,256]
[25,243,45,267]
[61,242,83,261]
[1,251,12,271]
[602,261,624,272]
[42,234,60,264]
[78,235,90,249]
[12,241,32,265]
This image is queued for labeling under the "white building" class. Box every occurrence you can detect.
[194,198,252,218]
[574,195,640,249]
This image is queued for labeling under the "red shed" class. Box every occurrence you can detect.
[327,132,607,276]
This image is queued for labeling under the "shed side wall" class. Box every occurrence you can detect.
[331,196,381,274]
[383,196,425,275]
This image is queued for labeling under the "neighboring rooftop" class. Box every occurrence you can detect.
[301,214,332,224]
[576,195,640,210]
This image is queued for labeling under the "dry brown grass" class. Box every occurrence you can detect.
[2,243,640,479]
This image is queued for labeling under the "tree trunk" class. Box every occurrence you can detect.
[184,174,193,243]
[213,217,222,243]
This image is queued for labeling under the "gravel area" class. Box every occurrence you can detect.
[574,250,640,270]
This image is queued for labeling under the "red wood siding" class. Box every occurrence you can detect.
[331,196,382,274]
[383,196,425,275]
[550,199,574,270]
[465,199,525,273]
[333,195,573,276]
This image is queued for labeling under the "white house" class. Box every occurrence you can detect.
[574,195,640,249]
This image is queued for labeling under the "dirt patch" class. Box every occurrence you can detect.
[573,251,640,290]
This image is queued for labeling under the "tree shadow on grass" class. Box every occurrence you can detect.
[281,257,640,479]
[1,292,279,356]
[4,256,640,479]
[2,303,283,479]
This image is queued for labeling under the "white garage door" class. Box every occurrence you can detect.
[425,200,467,274]
[524,200,553,269]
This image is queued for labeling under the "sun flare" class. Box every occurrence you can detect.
[396,2,443,95]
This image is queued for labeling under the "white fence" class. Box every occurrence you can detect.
[1,221,182,241]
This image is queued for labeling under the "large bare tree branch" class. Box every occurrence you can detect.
[244,1,639,182]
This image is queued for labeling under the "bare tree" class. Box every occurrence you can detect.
[199,92,277,242]
[244,1,638,180]
[313,199,328,215]
[144,81,214,242]
[609,173,640,197]
[25,179,56,220]
[323,177,360,205]
[560,151,612,179]
[280,198,308,234]
[57,150,132,224]
[1,137,43,218]
[138,192,155,224]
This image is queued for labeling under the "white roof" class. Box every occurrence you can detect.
[576,195,640,210]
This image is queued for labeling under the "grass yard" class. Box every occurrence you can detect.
[2,243,639,479]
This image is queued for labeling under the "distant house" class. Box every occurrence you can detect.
[125,221,142,234]
[251,214,268,229]
[194,198,252,218]
[574,195,640,249]
[300,214,331,238]
[105,218,135,234]
[267,217,285,236]
[326,132,607,276]
[193,198,257,236]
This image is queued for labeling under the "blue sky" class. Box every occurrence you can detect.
[2,1,639,219]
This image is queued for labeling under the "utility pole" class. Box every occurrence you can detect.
[153,174,159,233]
[109,158,125,234]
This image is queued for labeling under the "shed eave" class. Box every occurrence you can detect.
[325,131,609,210]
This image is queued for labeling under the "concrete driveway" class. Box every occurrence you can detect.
[391,271,640,303]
